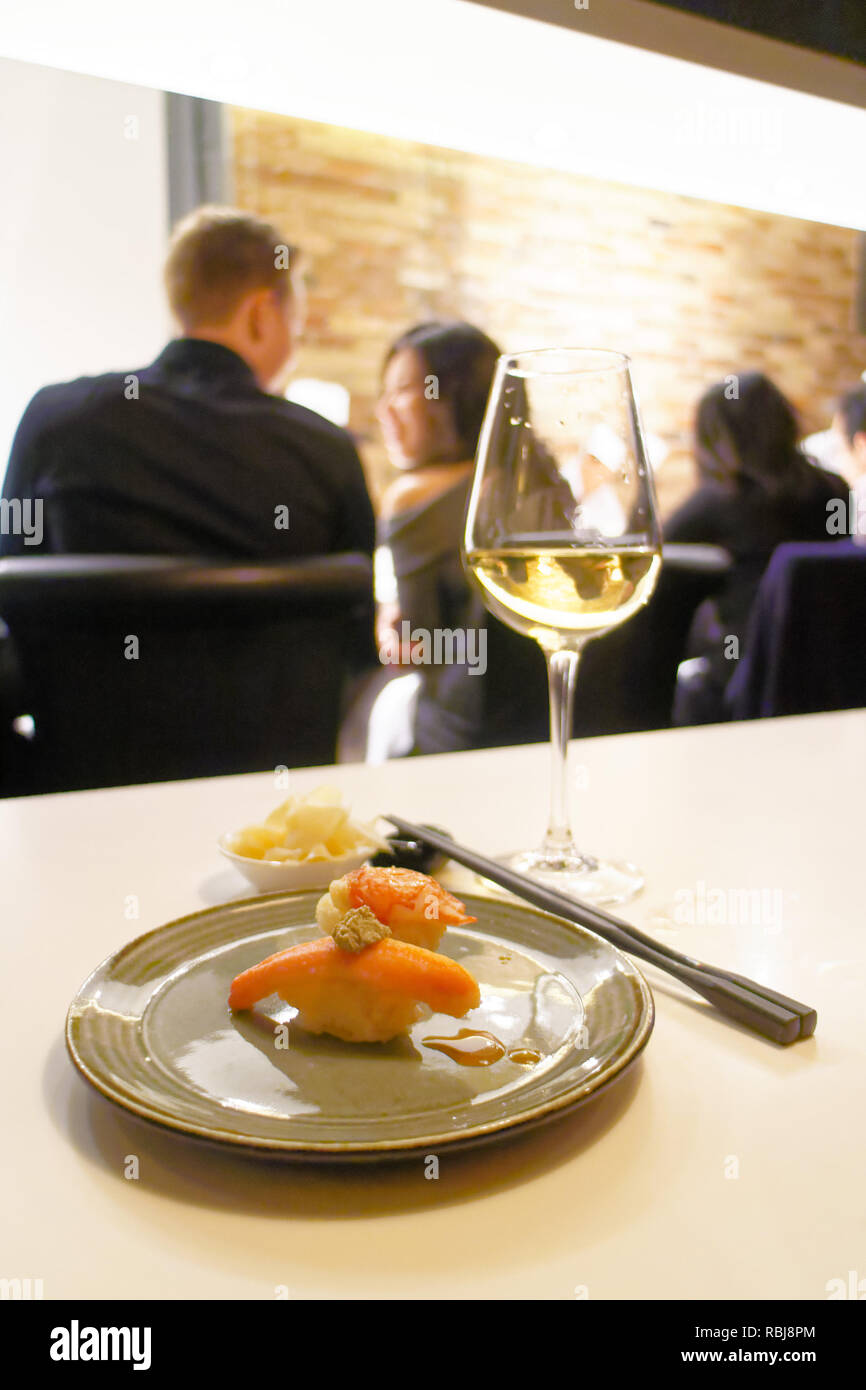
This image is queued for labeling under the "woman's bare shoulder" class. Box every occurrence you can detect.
[381,471,442,519]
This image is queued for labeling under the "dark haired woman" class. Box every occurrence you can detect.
[368,321,549,757]
[665,371,847,722]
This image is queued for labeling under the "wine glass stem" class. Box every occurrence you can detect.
[544,645,583,857]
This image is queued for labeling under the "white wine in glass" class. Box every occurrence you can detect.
[463,348,662,905]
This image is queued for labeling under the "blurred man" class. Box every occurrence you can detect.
[832,384,866,543]
[833,384,866,477]
[0,206,375,559]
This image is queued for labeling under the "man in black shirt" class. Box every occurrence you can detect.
[0,205,375,560]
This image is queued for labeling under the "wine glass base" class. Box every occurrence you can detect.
[496,848,644,907]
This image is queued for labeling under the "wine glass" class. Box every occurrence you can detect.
[463,347,662,905]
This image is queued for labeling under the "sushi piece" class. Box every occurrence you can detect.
[228,931,481,1043]
[316,865,476,952]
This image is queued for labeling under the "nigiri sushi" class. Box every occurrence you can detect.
[316,865,476,952]
[228,925,481,1043]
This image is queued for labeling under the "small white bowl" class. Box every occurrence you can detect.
[218,837,375,894]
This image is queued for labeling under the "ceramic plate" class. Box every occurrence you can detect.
[66,890,653,1160]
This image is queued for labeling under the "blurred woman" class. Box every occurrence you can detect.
[368,321,549,757]
[665,371,847,722]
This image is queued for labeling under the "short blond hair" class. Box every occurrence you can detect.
[164,205,298,328]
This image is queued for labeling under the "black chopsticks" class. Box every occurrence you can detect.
[386,816,817,1046]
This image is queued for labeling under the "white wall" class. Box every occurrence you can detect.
[2,0,866,234]
[0,58,170,467]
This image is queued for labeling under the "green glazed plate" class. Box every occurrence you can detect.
[66,890,653,1160]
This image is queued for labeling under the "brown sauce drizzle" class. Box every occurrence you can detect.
[422,1029,506,1065]
[422,1030,542,1067]
[508,1048,543,1065]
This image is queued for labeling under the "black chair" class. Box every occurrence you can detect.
[725,540,866,720]
[0,553,374,796]
[572,543,732,736]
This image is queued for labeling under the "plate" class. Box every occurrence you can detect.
[66,891,653,1160]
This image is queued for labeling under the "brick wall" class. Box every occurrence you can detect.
[230,107,866,515]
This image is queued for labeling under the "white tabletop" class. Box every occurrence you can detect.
[2,710,863,1300]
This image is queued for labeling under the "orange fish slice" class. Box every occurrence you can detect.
[229,935,481,1043]
[346,866,476,927]
[316,866,476,952]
